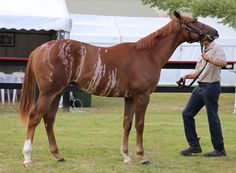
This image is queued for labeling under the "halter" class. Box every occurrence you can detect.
[176,21,214,88]
[180,20,204,40]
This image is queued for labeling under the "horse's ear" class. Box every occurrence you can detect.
[174,11,181,20]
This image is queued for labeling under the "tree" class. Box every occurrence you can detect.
[142,0,236,28]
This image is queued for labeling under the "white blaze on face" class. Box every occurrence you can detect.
[75,45,87,81]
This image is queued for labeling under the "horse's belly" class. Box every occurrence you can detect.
[79,84,123,97]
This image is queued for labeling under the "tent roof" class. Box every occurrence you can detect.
[70,14,236,45]
[0,0,72,32]
[70,14,236,61]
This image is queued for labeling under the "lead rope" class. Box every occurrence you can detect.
[176,43,211,88]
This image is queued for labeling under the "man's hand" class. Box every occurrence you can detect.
[202,54,210,61]
[176,77,185,87]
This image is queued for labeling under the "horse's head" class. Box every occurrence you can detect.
[173,11,219,44]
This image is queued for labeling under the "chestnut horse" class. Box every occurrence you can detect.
[19,12,219,166]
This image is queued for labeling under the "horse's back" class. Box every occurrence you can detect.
[29,39,156,97]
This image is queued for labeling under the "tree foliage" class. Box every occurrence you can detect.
[142,0,236,28]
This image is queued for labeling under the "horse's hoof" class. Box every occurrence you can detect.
[23,160,33,167]
[121,150,132,164]
[123,157,132,164]
[57,158,66,162]
[141,160,151,165]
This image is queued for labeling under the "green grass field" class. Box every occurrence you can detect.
[0,93,235,173]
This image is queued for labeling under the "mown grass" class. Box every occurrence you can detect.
[0,93,235,173]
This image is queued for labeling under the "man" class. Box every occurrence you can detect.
[180,35,227,157]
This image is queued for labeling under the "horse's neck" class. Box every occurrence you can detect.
[150,29,185,67]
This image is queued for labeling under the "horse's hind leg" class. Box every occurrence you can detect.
[22,94,53,166]
[133,93,150,165]
[43,93,65,162]
[121,97,134,163]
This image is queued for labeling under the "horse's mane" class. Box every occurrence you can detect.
[134,19,177,49]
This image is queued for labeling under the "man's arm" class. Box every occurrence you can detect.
[182,70,199,80]
[202,54,227,67]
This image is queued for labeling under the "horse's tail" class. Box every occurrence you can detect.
[19,54,36,124]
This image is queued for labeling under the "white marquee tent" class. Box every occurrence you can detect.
[70,14,236,86]
[0,0,72,36]
[0,0,72,65]
[0,0,72,59]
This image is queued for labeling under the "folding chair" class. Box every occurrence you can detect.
[11,72,25,102]
[0,72,10,103]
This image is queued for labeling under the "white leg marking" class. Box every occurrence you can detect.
[120,145,131,163]
[22,139,33,165]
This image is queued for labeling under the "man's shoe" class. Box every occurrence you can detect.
[204,149,226,157]
[180,146,202,156]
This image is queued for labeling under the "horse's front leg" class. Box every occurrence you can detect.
[121,97,134,163]
[133,92,151,165]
